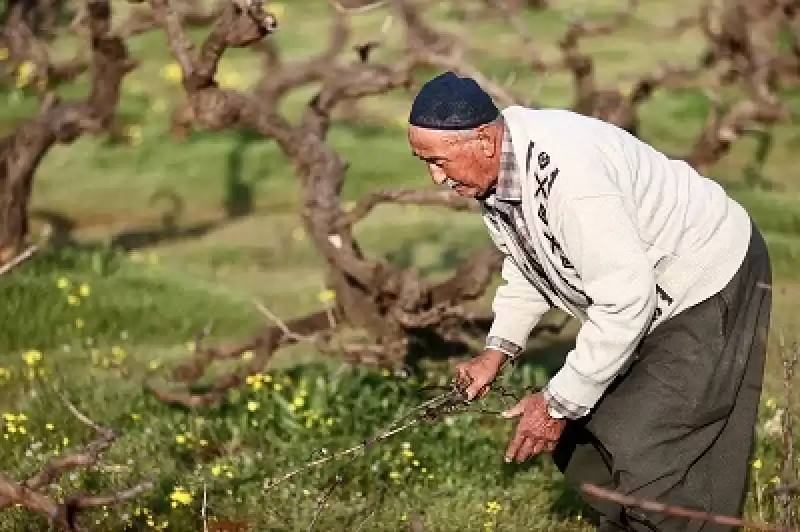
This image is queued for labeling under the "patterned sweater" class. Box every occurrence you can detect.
[482,105,752,415]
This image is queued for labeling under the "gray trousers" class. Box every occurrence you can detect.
[553,222,772,532]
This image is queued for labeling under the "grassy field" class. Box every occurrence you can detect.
[1,0,800,529]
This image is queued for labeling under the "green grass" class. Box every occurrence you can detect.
[2,0,800,528]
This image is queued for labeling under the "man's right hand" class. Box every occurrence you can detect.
[453,349,508,401]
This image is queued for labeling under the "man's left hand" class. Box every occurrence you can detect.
[501,393,566,463]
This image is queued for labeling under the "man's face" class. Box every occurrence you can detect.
[408,122,502,199]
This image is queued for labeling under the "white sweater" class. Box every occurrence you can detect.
[483,105,752,410]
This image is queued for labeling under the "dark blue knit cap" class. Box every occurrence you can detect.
[409,71,499,130]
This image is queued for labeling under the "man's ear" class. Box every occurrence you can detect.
[476,123,499,158]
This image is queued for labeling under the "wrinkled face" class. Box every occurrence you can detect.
[408,121,503,200]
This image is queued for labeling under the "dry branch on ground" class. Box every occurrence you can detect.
[0,394,152,531]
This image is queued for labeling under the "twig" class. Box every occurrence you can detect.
[327,0,388,14]
[252,299,317,343]
[581,484,799,531]
[0,245,39,276]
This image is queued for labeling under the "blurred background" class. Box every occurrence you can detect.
[0,0,798,530]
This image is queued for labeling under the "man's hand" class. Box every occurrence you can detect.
[501,393,566,463]
[453,349,507,401]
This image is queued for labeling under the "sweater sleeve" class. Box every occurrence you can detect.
[486,255,552,352]
[546,194,657,410]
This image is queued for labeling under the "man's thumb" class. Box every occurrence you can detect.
[501,402,524,419]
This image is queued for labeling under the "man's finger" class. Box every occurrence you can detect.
[504,430,527,463]
[531,438,546,457]
[515,437,535,463]
[501,400,526,419]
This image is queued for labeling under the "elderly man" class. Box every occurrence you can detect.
[407,71,772,531]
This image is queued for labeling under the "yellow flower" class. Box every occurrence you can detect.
[57,277,69,289]
[412,459,420,467]
[45,423,55,430]
[125,125,143,146]
[381,368,391,377]
[67,294,80,306]
[18,426,26,435]
[217,69,244,90]
[186,341,196,352]
[148,359,161,371]
[402,449,414,458]
[752,459,762,470]
[486,501,502,514]
[2,413,15,422]
[247,400,259,412]
[169,486,192,507]
[62,437,69,446]
[211,464,223,476]
[765,398,776,409]
[0,367,10,379]
[16,60,35,88]
[75,318,84,329]
[79,283,91,297]
[6,423,17,433]
[22,350,42,366]
[273,383,282,392]
[269,2,285,18]
[292,396,305,408]
[242,350,254,361]
[317,289,336,303]
[175,434,186,444]
[771,476,782,484]
[16,414,26,422]
[160,63,183,84]
[389,471,400,480]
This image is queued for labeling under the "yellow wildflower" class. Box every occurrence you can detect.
[389,471,400,480]
[402,449,414,458]
[79,283,91,297]
[57,277,69,289]
[6,423,17,433]
[148,359,161,371]
[247,400,260,412]
[269,2,285,19]
[292,396,305,408]
[23,350,42,366]
[67,295,80,306]
[242,350,254,361]
[766,398,776,409]
[2,413,15,422]
[0,367,10,379]
[16,414,26,422]
[186,341,196,352]
[125,125,142,146]
[211,464,222,477]
[752,459,762,470]
[75,318,84,329]
[169,486,192,507]
[45,423,55,430]
[160,63,183,84]
[486,501,502,514]
[273,383,283,392]
[317,289,336,303]
[175,434,186,444]
[62,437,69,446]
[18,426,26,435]
[771,476,781,484]
[16,60,35,88]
